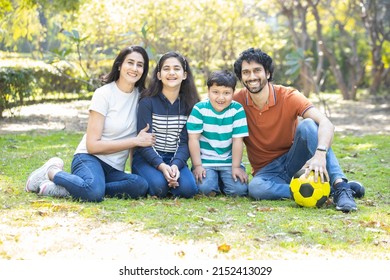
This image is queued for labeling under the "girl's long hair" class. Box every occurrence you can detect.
[102,45,149,92]
[142,51,199,115]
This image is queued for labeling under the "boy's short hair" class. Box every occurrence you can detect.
[207,70,237,91]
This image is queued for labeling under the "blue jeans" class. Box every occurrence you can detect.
[249,119,346,200]
[132,151,198,198]
[53,153,148,202]
[197,166,248,196]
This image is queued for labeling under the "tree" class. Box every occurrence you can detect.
[360,0,390,96]
[307,0,366,100]
[277,0,316,97]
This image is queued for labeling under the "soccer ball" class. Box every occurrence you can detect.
[290,169,331,208]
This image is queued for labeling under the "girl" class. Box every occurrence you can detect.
[25,46,156,202]
[132,51,200,198]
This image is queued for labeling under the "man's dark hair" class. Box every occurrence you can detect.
[207,70,237,91]
[233,48,274,82]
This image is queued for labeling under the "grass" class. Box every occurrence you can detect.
[0,131,389,259]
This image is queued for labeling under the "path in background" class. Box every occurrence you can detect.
[0,96,389,135]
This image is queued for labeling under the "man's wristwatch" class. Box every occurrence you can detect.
[316,145,328,153]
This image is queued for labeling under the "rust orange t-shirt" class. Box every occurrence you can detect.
[233,84,313,175]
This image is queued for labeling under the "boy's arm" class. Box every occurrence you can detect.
[188,133,206,183]
[232,137,248,184]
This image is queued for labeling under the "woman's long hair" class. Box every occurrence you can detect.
[102,45,149,92]
[142,51,199,115]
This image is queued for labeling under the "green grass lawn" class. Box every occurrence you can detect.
[0,131,389,259]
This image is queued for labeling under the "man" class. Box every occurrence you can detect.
[233,48,364,212]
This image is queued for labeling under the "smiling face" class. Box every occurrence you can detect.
[158,57,187,90]
[241,60,270,94]
[208,83,234,112]
[118,51,145,86]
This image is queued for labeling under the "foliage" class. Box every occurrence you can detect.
[285,48,314,80]
[0,67,34,116]
[0,54,91,117]
[0,0,389,99]
[0,131,389,259]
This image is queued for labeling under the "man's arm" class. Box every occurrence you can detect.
[302,107,335,182]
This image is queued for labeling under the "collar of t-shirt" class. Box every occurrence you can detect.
[245,83,276,111]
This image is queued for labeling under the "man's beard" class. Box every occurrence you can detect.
[243,79,266,94]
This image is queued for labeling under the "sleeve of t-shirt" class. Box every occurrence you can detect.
[186,104,204,134]
[288,90,313,117]
[89,88,109,116]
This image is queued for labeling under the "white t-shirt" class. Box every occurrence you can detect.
[75,82,140,171]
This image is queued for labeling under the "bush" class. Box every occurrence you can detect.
[0,64,93,117]
[0,67,35,117]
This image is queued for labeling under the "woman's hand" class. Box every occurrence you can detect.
[136,124,156,147]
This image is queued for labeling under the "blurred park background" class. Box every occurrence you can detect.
[0,0,389,118]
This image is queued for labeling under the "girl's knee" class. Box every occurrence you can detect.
[148,185,168,197]
[175,183,199,198]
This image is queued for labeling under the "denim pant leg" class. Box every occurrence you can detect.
[53,153,105,202]
[219,166,248,196]
[132,151,198,198]
[104,167,148,199]
[248,155,292,200]
[132,152,169,198]
[284,119,346,186]
[197,168,220,195]
[171,166,199,198]
[248,119,346,200]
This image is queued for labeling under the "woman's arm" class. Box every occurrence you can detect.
[86,110,155,155]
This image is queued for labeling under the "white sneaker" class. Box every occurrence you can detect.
[38,180,70,198]
[25,157,64,193]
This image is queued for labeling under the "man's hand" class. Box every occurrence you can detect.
[303,151,329,183]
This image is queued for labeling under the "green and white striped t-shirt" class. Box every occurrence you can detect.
[187,99,248,167]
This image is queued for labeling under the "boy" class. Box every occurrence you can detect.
[187,70,249,196]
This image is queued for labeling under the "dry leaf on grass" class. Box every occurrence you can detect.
[218,243,231,253]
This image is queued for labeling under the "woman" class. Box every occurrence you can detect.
[132,51,200,198]
[25,46,156,202]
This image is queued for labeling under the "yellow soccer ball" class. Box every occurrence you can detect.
[290,169,331,208]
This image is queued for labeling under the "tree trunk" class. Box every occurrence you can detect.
[279,1,314,97]
[309,1,351,100]
[360,0,389,96]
